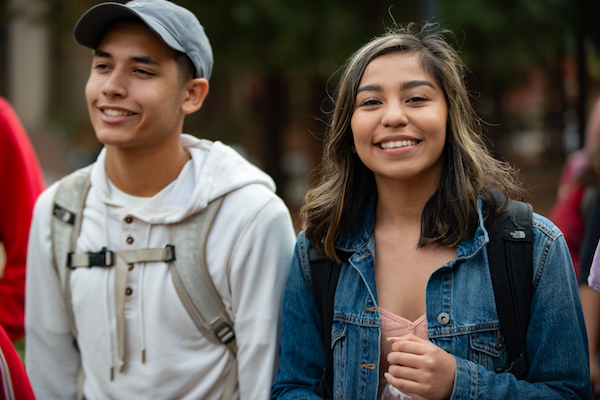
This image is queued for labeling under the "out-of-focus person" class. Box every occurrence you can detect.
[0,96,45,341]
[550,98,600,278]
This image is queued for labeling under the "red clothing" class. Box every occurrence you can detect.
[0,97,45,341]
[550,184,585,278]
[0,323,35,400]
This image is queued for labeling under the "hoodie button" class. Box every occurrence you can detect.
[126,237,134,244]
[125,287,133,296]
[124,216,133,224]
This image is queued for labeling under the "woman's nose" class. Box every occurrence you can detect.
[381,102,408,127]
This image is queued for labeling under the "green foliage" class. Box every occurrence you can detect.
[43,0,598,93]
[441,0,574,89]
[180,0,409,79]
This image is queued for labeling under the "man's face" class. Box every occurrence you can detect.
[85,21,186,150]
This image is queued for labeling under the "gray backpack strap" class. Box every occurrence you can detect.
[171,196,236,353]
[171,196,238,400]
[50,164,94,340]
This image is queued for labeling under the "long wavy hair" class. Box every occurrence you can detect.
[301,23,525,262]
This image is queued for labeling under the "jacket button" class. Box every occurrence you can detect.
[437,312,450,325]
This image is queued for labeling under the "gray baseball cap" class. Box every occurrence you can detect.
[73,0,213,80]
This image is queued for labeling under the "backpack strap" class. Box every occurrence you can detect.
[69,245,178,375]
[309,244,342,400]
[170,196,236,354]
[51,164,94,341]
[170,196,238,400]
[486,198,534,379]
[51,170,237,398]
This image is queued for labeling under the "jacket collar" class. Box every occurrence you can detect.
[334,195,489,261]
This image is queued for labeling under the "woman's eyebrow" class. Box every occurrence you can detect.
[356,84,383,94]
[357,80,435,95]
[401,80,435,90]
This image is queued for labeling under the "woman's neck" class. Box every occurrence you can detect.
[374,176,439,230]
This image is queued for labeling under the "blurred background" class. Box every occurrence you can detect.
[2,0,600,230]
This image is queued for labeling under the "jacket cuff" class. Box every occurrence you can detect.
[450,356,478,400]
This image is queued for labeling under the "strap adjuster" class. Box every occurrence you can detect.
[67,247,114,269]
[214,323,235,345]
[165,245,176,262]
[89,247,114,267]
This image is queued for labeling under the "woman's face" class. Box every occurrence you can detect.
[350,52,448,188]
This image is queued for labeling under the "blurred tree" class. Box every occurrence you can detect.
[178,0,416,195]
[12,0,600,196]
[442,0,600,152]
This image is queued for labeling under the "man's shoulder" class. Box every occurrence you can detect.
[33,164,95,219]
[221,183,288,217]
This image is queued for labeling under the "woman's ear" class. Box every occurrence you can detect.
[180,78,209,115]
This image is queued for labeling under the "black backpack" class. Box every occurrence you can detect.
[309,198,534,399]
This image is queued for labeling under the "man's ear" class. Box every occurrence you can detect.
[180,78,209,115]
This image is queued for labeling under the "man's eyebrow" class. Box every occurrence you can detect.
[131,55,160,66]
[92,50,160,66]
[93,49,111,58]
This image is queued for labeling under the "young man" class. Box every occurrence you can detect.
[25,1,296,399]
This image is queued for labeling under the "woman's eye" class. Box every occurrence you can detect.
[359,99,380,107]
[407,95,428,103]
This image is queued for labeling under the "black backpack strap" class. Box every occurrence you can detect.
[309,244,342,400]
[486,198,534,379]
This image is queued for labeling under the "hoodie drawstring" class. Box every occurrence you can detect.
[138,224,153,364]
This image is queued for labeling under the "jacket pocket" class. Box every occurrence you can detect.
[469,328,507,371]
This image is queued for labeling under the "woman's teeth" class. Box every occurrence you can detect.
[380,140,417,149]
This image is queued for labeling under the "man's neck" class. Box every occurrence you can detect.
[104,139,190,197]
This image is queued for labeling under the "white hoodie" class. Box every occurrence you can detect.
[25,135,297,400]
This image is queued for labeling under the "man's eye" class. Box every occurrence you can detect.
[134,69,154,76]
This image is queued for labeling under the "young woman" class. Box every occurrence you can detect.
[271,24,592,399]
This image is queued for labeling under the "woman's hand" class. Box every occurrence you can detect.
[385,334,455,400]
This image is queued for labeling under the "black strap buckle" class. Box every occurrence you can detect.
[67,247,114,269]
[89,247,114,267]
[214,323,235,345]
[165,244,176,262]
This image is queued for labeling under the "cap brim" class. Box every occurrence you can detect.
[73,2,185,53]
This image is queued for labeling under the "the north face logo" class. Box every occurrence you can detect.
[509,230,526,239]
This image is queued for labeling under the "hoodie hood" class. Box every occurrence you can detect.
[90,134,276,224]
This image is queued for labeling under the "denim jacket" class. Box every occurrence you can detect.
[272,198,593,399]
